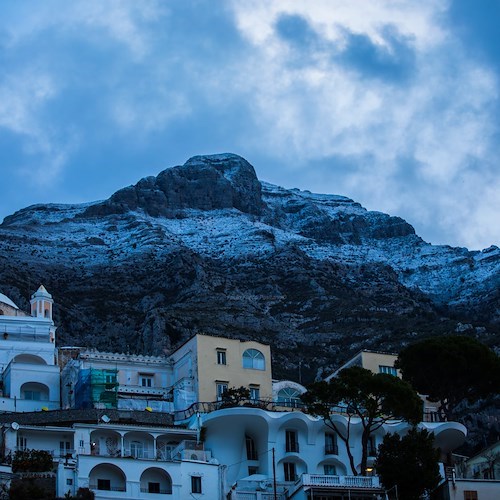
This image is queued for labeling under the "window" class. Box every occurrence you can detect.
[325,433,338,455]
[130,440,144,459]
[285,430,299,453]
[216,382,228,401]
[104,370,117,384]
[464,492,478,500]
[277,387,302,407]
[191,476,202,494]
[140,375,154,387]
[23,390,41,401]
[246,435,258,460]
[379,365,397,376]
[242,349,265,370]
[284,462,297,482]
[249,386,260,401]
[60,441,72,456]
[66,479,73,486]
[216,349,227,365]
[97,479,111,491]
[16,436,27,451]
[148,482,160,493]
[248,466,259,475]
[324,464,336,475]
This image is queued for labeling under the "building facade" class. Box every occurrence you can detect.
[0,287,60,412]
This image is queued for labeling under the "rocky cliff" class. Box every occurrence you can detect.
[1,153,499,382]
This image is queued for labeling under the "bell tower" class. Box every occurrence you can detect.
[30,285,54,321]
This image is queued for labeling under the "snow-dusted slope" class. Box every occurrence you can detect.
[0,154,498,380]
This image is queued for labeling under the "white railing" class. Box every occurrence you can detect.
[117,384,170,397]
[171,440,211,462]
[300,474,380,489]
[233,492,287,500]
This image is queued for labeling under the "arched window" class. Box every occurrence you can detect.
[277,387,302,407]
[242,349,265,370]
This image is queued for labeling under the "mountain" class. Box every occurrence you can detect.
[1,153,499,382]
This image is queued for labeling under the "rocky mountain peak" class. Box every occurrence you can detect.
[83,153,263,218]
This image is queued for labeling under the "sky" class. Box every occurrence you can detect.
[0,0,499,250]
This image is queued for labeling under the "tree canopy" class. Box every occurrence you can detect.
[375,427,441,500]
[396,335,500,419]
[301,366,422,475]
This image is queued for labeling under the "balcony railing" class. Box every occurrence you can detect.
[324,444,338,455]
[89,483,126,492]
[300,474,381,489]
[140,487,172,494]
[174,400,449,425]
[117,384,170,398]
[423,409,446,422]
[233,493,287,500]
[15,447,74,459]
[170,440,212,462]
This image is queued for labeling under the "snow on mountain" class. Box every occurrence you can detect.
[0,154,498,380]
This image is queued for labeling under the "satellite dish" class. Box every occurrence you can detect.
[11,422,19,430]
[101,415,110,423]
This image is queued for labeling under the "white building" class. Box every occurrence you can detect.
[181,406,467,499]
[0,286,60,412]
[1,409,221,499]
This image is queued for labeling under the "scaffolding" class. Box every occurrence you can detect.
[74,368,118,409]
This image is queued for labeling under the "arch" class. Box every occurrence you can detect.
[277,456,308,482]
[242,349,265,370]
[20,382,49,401]
[277,387,303,407]
[89,463,126,492]
[14,354,47,365]
[124,430,155,459]
[90,430,122,457]
[140,468,172,494]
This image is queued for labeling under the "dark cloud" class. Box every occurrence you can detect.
[275,14,319,47]
[337,26,416,82]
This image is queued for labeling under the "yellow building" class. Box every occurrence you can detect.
[326,349,400,381]
[170,334,273,404]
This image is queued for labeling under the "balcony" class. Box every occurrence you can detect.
[89,483,126,492]
[15,447,75,459]
[232,493,287,500]
[300,474,381,489]
[324,444,338,455]
[285,441,299,453]
[171,440,212,462]
[117,384,170,398]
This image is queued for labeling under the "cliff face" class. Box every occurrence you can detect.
[1,154,498,381]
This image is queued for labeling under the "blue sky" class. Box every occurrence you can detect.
[0,0,499,250]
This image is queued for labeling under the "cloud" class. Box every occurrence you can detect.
[0,0,498,249]
[224,0,500,248]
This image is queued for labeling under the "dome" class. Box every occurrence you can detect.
[0,292,19,310]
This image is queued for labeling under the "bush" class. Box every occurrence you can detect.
[12,449,53,473]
